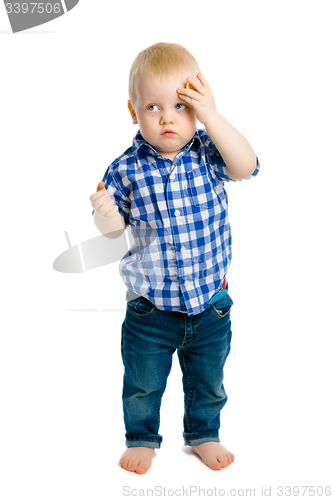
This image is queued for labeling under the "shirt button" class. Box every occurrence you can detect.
[184,280,191,287]
[181,246,187,253]
[170,173,175,180]
[174,210,180,216]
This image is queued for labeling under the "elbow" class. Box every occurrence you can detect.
[226,155,258,181]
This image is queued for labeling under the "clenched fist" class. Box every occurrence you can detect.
[90,181,119,219]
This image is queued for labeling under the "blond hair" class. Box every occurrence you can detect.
[128,42,201,104]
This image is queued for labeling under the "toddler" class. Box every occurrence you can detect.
[90,42,260,474]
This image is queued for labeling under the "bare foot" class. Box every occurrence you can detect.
[192,442,235,470]
[119,447,155,474]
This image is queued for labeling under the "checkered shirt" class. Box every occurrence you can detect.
[99,129,260,316]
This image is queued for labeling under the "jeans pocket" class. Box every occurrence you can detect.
[210,293,234,319]
[127,296,156,318]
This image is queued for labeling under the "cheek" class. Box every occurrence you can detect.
[142,113,158,125]
[139,116,159,136]
[183,112,196,128]
[183,108,195,120]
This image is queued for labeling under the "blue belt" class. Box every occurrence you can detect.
[179,278,227,313]
[210,288,227,305]
[210,278,227,305]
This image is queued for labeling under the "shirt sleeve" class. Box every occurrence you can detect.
[91,164,131,227]
[244,156,260,180]
[207,140,234,182]
[202,130,261,182]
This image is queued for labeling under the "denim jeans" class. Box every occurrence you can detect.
[121,286,233,448]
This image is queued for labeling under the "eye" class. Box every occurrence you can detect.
[147,104,159,111]
[175,103,186,110]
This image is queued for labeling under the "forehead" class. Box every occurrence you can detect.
[135,69,192,102]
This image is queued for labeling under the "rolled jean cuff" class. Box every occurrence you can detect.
[183,431,220,446]
[126,433,162,449]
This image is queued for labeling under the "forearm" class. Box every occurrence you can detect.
[93,210,126,239]
[204,112,257,181]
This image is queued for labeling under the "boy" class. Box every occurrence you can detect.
[90,42,260,474]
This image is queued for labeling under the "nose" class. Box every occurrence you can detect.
[160,110,175,125]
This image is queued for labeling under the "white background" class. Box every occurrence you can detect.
[1,1,332,498]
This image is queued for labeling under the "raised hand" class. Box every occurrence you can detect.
[177,73,218,126]
[90,181,119,219]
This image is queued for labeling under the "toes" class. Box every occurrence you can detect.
[217,453,234,467]
[119,454,150,474]
[216,455,228,467]
[129,459,149,474]
[136,464,149,474]
[120,456,129,469]
[209,460,223,470]
[129,459,140,472]
[120,456,137,471]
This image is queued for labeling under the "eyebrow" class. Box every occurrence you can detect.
[141,96,184,106]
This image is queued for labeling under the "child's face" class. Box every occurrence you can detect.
[128,70,197,161]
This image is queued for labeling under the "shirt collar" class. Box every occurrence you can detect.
[132,129,203,160]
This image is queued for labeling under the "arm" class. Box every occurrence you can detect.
[204,113,257,181]
[178,74,257,181]
[93,210,126,239]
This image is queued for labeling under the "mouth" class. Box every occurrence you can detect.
[161,130,175,137]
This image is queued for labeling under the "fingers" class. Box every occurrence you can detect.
[178,76,207,102]
[89,181,106,205]
[97,200,118,218]
[187,75,204,92]
[90,188,107,205]
[196,73,209,88]
[185,74,207,93]
[90,188,119,218]
[178,87,201,104]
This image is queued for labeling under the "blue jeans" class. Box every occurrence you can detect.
[121,287,233,449]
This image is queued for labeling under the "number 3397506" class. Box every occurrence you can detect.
[5,3,61,14]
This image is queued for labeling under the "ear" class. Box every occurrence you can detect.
[128,100,138,124]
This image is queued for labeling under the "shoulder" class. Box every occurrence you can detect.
[110,145,136,170]
[103,146,139,185]
[196,128,212,144]
[107,131,148,173]
[193,129,221,160]
[194,129,217,153]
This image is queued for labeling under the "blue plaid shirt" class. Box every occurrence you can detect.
[100,129,260,316]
